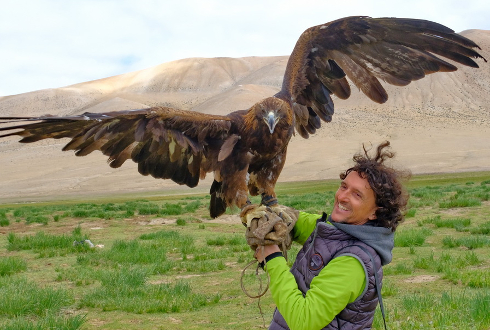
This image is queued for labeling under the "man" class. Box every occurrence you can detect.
[246,141,409,330]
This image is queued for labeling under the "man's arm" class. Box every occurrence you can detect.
[254,211,321,262]
[264,255,366,330]
[291,211,322,244]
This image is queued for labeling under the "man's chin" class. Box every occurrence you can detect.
[330,214,346,223]
[332,219,349,224]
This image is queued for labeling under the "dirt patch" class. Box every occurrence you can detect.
[176,274,203,279]
[404,275,439,283]
[88,319,109,327]
[137,218,177,226]
[148,274,203,285]
[167,317,182,324]
[207,214,240,224]
[440,208,465,216]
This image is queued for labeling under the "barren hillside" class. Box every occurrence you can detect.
[0,29,489,202]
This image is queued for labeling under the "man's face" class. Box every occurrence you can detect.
[330,171,378,225]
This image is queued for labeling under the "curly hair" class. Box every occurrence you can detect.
[340,141,411,231]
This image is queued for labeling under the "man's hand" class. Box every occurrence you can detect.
[254,245,281,263]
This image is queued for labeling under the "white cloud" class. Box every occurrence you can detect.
[0,0,488,96]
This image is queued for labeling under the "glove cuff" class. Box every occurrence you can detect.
[259,251,284,270]
[265,251,283,263]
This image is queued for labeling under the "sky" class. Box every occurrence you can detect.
[1,0,489,97]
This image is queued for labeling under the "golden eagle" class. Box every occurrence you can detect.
[0,16,486,217]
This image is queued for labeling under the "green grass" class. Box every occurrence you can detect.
[100,239,170,264]
[470,220,490,234]
[0,257,27,276]
[407,178,490,209]
[0,276,84,329]
[0,277,73,317]
[0,199,209,227]
[0,171,490,329]
[394,228,433,247]
[1,314,86,330]
[395,291,490,329]
[442,235,490,249]
[439,198,482,208]
[384,262,414,275]
[405,208,416,218]
[421,215,471,229]
[78,267,220,313]
[0,210,9,227]
[445,268,490,288]
[7,226,90,257]
[413,251,481,272]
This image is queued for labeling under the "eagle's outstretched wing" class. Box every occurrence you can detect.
[278,16,487,138]
[0,107,232,187]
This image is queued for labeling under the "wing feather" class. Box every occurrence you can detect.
[132,139,152,164]
[75,138,105,157]
[0,106,232,188]
[108,142,138,168]
[331,49,389,103]
[278,16,486,138]
[292,102,309,127]
[218,134,240,162]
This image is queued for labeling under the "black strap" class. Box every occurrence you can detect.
[265,251,284,263]
[353,245,388,330]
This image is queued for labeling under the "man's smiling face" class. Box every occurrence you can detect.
[330,171,378,225]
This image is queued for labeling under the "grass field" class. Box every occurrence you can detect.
[0,171,489,329]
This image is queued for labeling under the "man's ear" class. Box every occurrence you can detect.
[368,208,378,221]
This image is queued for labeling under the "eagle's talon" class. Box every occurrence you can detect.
[261,195,278,207]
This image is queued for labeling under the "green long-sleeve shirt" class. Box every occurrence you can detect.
[265,212,366,330]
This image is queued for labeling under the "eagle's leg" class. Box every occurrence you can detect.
[261,193,278,206]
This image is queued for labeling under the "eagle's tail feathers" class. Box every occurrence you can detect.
[209,180,226,218]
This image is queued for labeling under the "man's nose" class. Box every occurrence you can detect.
[337,189,348,201]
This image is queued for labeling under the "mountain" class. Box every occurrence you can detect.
[0,30,489,202]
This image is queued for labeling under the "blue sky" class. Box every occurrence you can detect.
[1,0,489,96]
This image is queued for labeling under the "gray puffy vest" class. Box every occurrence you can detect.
[269,215,383,330]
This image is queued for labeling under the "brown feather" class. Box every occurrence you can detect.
[218,134,240,162]
[75,139,107,157]
[295,123,310,139]
[102,132,137,158]
[316,70,351,99]
[132,138,153,164]
[169,138,182,162]
[292,102,309,126]
[108,142,138,168]
[187,152,202,179]
[62,135,86,151]
[331,50,388,103]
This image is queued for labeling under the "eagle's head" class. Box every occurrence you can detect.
[245,97,292,134]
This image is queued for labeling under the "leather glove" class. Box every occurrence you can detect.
[240,204,299,252]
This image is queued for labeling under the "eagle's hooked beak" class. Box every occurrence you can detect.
[265,111,280,134]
